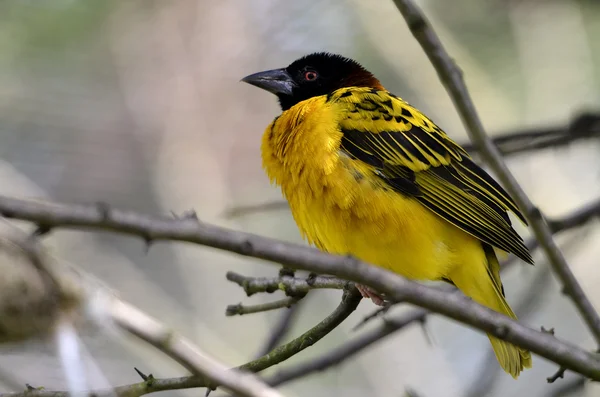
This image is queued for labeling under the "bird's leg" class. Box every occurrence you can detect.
[356,284,386,306]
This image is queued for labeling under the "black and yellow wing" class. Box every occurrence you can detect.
[331,87,533,264]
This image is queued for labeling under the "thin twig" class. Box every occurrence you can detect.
[108,299,284,397]
[353,303,395,331]
[462,112,600,155]
[237,287,362,373]
[226,271,349,296]
[547,367,567,383]
[266,308,428,386]
[391,0,600,348]
[226,298,299,316]
[223,201,289,219]
[0,287,362,397]
[255,304,301,357]
[233,192,596,331]
[549,377,586,397]
[547,198,600,233]
[500,199,600,268]
[0,197,599,379]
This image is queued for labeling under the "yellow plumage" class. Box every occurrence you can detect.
[244,53,532,378]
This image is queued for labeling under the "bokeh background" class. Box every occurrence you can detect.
[0,1,599,396]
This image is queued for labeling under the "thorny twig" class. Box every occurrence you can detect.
[0,2,597,396]
[230,197,600,331]
[0,288,362,397]
[0,197,599,379]
[108,300,285,397]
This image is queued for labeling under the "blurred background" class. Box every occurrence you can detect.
[0,0,599,396]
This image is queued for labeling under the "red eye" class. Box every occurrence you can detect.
[304,71,318,81]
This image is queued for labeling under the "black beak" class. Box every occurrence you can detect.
[241,68,296,96]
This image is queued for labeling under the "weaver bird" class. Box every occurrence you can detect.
[242,52,533,377]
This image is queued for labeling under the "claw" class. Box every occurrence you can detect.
[356,284,386,306]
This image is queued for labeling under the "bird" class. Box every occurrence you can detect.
[242,52,533,378]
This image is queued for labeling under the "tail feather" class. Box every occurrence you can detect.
[450,244,532,378]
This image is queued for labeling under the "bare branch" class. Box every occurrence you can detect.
[547,198,600,233]
[226,271,349,296]
[547,367,566,383]
[391,0,600,348]
[255,304,301,357]
[462,112,600,156]
[549,377,586,397]
[226,298,299,316]
[108,299,284,397]
[266,308,428,386]
[223,201,289,219]
[0,196,599,379]
[0,287,362,397]
[238,287,362,373]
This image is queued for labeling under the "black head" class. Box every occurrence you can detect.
[242,52,383,110]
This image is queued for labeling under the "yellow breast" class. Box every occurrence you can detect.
[260,96,482,281]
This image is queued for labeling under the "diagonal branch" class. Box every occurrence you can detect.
[243,199,600,385]
[108,300,285,397]
[391,0,600,348]
[255,303,302,357]
[547,198,600,233]
[237,286,362,374]
[0,287,362,397]
[266,307,428,386]
[0,197,599,379]
[462,112,600,156]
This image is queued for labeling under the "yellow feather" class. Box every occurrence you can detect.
[260,87,531,377]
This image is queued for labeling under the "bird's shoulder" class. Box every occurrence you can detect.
[323,87,532,263]
[325,87,468,172]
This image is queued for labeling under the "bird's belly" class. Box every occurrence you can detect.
[286,171,463,281]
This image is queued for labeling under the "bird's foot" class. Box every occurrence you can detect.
[356,284,385,306]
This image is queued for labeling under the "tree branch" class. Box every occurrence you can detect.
[226,271,349,296]
[226,298,299,316]
[462,112,600,156]
[108,300,285,397]
[223,201,290,219]
[251,197,600,385]
[236,287,362,373]
[391,0,600,348]
[266,308,428,386]
[547,198,600,233]
[0,196,599,379]
[255,303,302,357]
[0,287,362,397]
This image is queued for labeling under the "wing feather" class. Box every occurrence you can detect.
[334,87,532,264]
